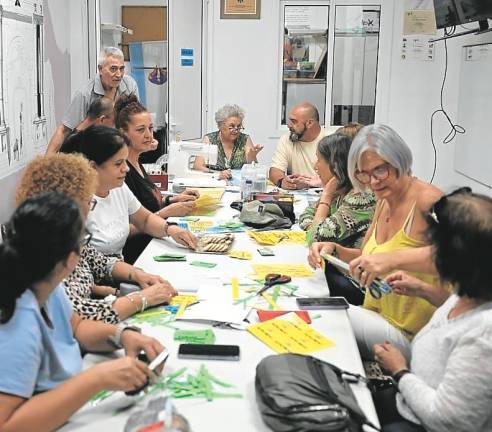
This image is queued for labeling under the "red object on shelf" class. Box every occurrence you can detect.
[149,174,168,192]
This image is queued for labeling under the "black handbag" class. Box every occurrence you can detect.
[255,353,380,432]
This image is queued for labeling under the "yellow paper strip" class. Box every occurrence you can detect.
[248,231,306,246]
[248,313,335,354]
[228,250,253,260]
[231,277,240,301]
[261,292,282,311]
[251,263,314,279]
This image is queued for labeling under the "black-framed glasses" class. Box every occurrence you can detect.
[89,198,97,211]
[428,187,472,224]
[354,163,391,185]
[79,229,92,248]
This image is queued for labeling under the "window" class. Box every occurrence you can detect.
[279,2,382,127]
[331,5,380,125]
[281,4,329,125]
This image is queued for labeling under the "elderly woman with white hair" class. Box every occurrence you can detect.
[308,124,443,361]
[194,104,263,179]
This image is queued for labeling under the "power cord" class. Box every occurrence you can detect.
[429,26,465,183]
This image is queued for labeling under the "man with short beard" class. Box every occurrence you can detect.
[269,102,331,190]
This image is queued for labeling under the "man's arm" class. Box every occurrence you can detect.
[269,167,286,186]
[46,125,72,155]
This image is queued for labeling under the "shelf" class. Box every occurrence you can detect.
[283,78,326,83]
[101,23,134,35]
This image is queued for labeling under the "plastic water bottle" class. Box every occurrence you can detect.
[242,179,253,201]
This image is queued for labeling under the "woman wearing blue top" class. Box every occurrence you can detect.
[0,192,164,431]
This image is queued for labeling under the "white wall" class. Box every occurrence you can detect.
[206,0,492,196]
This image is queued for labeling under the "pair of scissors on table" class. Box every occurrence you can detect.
[254,273,292,297]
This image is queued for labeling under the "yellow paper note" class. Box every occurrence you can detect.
[248,312,335,354]
[228,250,253,260]
[251,263,314,279]
[231,277,240,301]
[248,231,306,245]
[261,292,282,311]
[171,295,199,318]
[186,220,215,233]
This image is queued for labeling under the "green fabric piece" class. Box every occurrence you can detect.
[174,329,216,345]
[190,260,217,268]
[153,254,187,262]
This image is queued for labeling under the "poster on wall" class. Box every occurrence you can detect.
[0,3,42,180]
[401,36,435,61]
[220,0,261,20]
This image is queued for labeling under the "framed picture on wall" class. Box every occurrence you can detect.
[220,0,261,20]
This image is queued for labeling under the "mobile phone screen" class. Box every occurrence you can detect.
[178,344,240,361]
[296,297,349,310]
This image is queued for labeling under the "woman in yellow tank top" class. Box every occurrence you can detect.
[308,124,443,360]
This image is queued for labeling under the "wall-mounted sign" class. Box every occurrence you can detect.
[180,48,194,67]
[220,0,261,20]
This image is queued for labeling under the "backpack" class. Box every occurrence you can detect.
[255,353,380,432]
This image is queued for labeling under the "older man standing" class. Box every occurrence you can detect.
[46,47,139,154]
[269,102,331,190]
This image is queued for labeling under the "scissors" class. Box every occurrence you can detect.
[255,273,292,297]
[367,279,392,299]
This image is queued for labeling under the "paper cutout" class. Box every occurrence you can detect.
[174,329,216,345]
[231,277,240,301]
[248,230,307,245]
[228,250,253,260]
[251,263,314,279]
[190,260,218,268]
[248,312,335,354]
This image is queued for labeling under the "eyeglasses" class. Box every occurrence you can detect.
[79,229,93,248]
[108,65,125,74]
[428,187,472,224]
[89,198,97,211]
[226,125,244,132]
[354,163,391,185]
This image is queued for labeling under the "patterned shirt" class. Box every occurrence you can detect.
[62,244,120,323]
[299,189,376,248]
[206,131,249,170]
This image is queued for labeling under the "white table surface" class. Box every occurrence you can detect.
[61,189,379,432]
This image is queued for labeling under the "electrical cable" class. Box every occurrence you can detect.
[428,27,465,183]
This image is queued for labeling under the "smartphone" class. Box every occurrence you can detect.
[296,297,350,310]
[177,344,240,361]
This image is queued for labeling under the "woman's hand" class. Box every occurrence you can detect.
[308,242,336,269]
[373,342,408,375]
[160,201,195,217]
[171,190,199,203]
[349,253,396,288]
[218,169,232,180]
[93,356,151,392]
[167,225,198,249]
[142,282,177,307]
[321,177,338,202]
[246,143,264,161]
[133,269,166,289]
[120,330,165,361]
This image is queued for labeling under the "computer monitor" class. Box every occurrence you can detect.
[433,0,492,29]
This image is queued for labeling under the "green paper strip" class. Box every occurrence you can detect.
[174,329,216,345]
[190,260,217,268]
[153,254,187,262]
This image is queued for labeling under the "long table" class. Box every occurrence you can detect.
[62,190,379,431]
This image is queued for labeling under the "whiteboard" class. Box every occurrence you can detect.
[454,43,492,188]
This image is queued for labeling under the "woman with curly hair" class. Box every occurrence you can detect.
[16,154,177,323]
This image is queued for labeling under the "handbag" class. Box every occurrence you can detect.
[255,353,380,432]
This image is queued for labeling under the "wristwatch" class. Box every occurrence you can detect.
[276,177,284,188]
[108,323,142,349]
[166,222,178,237]
[393,368,411,386]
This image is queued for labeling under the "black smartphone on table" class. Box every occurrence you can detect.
[177,344,240,361]
[296,297,350,310]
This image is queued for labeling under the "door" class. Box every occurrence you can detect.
[167,0,205,142]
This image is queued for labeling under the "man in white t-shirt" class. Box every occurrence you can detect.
[269,102,331,190]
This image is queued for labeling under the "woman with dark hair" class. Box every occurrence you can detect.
[300,132,375,304]
[373,188,492,432]
[114,95,199,262]
[0,192,164,431]
[299,132,375,247]
[61,125,197,267]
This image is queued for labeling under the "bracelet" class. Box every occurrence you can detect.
[125,292,140,313]
[393,368,411,385]
[140,294,148,312]
[318,201,331,207]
